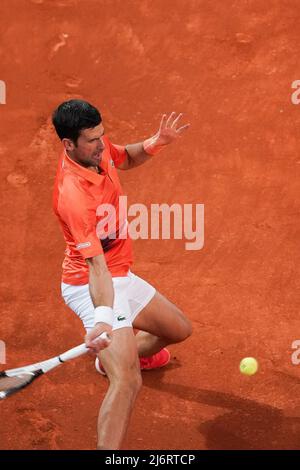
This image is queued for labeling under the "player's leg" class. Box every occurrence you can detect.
[61,281,142,449]
[133,290,192,357]
[96,327,142,450]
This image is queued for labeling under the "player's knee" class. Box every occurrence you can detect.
[112,366,142,394]
[177,315,193,342]
[131,372,143,393]
[183,317,193,339]
[120,372,142,397]
[166,316,192,344]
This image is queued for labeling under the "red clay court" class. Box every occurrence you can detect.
[1,0,300,450]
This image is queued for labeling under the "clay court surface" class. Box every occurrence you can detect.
[1,0,300,450]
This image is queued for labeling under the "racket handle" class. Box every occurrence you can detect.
[59,332,110,362]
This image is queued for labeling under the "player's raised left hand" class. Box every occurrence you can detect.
[154,112,190,146]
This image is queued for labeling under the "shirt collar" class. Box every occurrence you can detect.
[62,150,106,185]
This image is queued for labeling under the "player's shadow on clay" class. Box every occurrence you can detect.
[142,372,300,450]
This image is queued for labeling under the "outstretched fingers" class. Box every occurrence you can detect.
[176,123,190,134]
[157,112,190,140]
[165,111,176,128]
[166,112,189,132]
[170,112,183,128]
[158,114,167,133]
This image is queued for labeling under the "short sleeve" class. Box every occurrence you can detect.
[58,179,103,259]
[106,138,127,168]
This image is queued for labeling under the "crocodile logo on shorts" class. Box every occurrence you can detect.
[117,315,126,321]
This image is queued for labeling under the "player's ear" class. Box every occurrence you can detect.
[62,138,75,152]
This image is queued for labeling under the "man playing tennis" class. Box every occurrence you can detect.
[52,100,192,450]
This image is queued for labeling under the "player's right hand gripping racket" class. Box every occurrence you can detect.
[0,332,110,400]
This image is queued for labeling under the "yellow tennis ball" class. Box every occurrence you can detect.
[239,357,258,376]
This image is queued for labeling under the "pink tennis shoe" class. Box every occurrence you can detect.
[139,348,171,371]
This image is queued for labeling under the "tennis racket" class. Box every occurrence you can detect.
[0,332,110,400]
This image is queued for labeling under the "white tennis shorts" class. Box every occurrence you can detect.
[61,271,156,332]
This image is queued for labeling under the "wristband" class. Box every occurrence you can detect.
[94,306,114,327]
[143,135,164,156]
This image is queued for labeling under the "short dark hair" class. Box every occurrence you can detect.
[52,99,102,144]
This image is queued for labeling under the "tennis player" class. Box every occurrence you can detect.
[52,100,192,450]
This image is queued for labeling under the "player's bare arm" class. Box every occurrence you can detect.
[118,112,190,170]
[85,254,114,353]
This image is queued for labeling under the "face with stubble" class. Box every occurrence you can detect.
[63,123,105,168]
